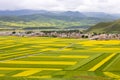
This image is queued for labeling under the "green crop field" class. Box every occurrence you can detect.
[0,36,120,80]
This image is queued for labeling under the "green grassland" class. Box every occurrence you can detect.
[86,20,120,33]
[0,36,120,80]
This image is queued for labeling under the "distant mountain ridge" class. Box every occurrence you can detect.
[0,10,49,16]
[0,10,120,29]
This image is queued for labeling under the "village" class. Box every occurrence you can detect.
[0,30,120,40]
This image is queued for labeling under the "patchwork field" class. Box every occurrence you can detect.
[0,36,120,80]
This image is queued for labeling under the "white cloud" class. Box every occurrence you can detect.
[0,0,120,13]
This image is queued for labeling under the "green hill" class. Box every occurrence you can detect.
[86,20,120,33]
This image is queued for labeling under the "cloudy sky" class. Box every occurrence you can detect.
[0,0,120,13]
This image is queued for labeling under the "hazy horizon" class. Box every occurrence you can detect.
[0,0,120,14]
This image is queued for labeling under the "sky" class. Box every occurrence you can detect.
[0,0,120,13]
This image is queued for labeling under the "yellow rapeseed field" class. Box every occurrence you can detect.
[0,36,120,79]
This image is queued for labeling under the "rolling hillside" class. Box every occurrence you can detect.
[86,20,120,33]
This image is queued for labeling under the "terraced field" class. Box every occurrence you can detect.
[0,36,120,80]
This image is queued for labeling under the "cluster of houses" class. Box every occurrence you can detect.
[0,31,120,40]
[89,34,120,40]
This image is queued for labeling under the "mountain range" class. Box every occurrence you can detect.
[0,10,120,29]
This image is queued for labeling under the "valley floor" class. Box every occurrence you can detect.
[0,36,120,80]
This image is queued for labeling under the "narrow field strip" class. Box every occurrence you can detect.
[29,55,89,59]
[0,67,62,70]
[59,55,89,58]
[0,74,5,76]
[0,50,33,58]
[0,61,77,65]
[0,40,14,43]
[29,56,59,58]
[0,44,14,48]
[79,40,120,46]
[28,75,52,78]
[92,48,120,51]
[103,72,120,79]
[88,53,117,71]
[16,48,29,50]
[0,44,23,50]
[13,70,41,77]
[0,50,34,56]
[40,48,58,51]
